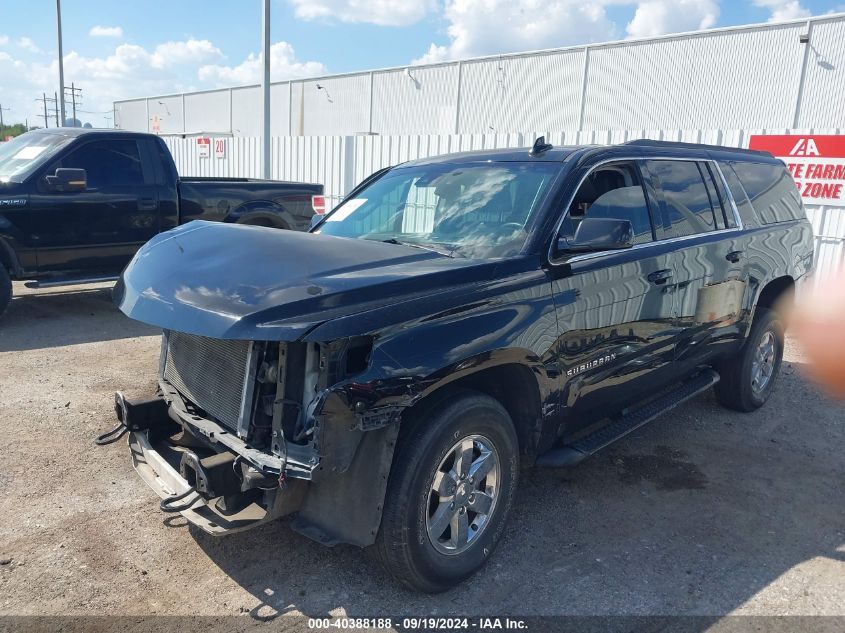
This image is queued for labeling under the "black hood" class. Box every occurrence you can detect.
[115,221,494,340]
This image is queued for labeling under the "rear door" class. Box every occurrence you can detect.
[29,137,160,274]
[643,158,749,364]
[550,160,679,433]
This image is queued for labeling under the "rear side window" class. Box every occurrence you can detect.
[62,139,145,188]
[646,160,717,237]
[730,161,805,225]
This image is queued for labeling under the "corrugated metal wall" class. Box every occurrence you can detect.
[163,126,845,284]
[118,14,845,137]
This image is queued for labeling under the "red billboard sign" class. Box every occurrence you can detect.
[748,134,845,207]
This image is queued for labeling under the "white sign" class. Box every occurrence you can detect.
[197,137,210,159]
[214,138,226,159]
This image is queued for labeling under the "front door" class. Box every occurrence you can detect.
[28,137,160,274]
[550,160,679,434]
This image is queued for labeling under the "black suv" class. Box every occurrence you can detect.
[110,139,814,592]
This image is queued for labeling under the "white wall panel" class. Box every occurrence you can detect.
[114,99,148,131]
[460,50,584,133]
[372,64,459,134]
[583,23,805,130]
[147,95,184,134]
[184,90,231,134]
[796,20,845,128]
[297,75,371,136]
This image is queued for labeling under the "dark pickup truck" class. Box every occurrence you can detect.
[110,138,813,592]
[0,128,323,316]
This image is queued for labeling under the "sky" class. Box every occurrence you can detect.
[1,0,843,129]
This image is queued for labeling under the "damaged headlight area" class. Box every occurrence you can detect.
[113,329,378,536]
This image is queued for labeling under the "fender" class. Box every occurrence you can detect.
[291,348,546,548]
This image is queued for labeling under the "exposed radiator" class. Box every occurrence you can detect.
[162,330,252,433]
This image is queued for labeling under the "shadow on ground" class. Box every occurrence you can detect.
[0,284,159,352]
[185,364,845,621]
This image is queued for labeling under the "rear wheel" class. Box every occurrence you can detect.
[0,266,11,320]
[715,308,784,411]
[374,392,519,593]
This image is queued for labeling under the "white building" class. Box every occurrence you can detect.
[114,13,845,137]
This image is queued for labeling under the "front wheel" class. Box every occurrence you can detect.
[715,308,784,411]
[374,392,519,593]
[0,266,11,320]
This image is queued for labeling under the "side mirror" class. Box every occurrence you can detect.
[557,217,634,254]
[46,168,87,193]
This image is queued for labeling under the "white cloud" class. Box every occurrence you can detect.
[0,35,9,46]
[0,37,322,129]
[414,0,723,64]
[198,41,327,86]
[17,37,40,53]
[89,25,124,38]
[753,0,811,21]
[414,0,618,64]
[151,39,222,68]
[626,0,719,38]
[288,0,435,26]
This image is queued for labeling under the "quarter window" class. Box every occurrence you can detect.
[730,161,804,225]
[647,160,717,237]
[561,162,655,245]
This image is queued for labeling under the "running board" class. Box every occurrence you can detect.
[24,275,119,289]
[536,368,720,468]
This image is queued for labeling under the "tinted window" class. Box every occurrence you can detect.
[562,162,654,245]
[707,163,737,228]
[719,161,753,225]
[731,161,805,225]
[701,163,725,230]
[647,160,716,237]
[62,140,144,188]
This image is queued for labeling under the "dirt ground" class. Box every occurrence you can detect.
[1,281,843,621]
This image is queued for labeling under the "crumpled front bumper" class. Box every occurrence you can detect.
[128,430,290,535]
[117,387,308,536]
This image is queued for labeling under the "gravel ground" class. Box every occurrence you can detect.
[1,281,843,620]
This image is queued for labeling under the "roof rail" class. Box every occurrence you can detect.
[623,138,768,156]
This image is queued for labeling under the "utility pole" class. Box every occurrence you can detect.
[64,84,82,126]
[260,0,271,179]
[42,93,50,128]
[56,0,66,126]
[0,104,10,136]
[54,92,60,127]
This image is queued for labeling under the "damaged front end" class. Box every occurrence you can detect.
[116,329,398,543]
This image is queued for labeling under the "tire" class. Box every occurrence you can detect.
[373,392,519,593]
[0,266,11,320]
[714,307,784,412]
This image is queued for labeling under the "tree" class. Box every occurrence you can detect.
[0,123,30,140]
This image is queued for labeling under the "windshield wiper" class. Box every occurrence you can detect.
[379,238,454,257]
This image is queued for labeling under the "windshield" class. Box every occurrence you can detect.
[316,162,560,258]
[0,132,73,183]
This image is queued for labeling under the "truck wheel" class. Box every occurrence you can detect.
[374,392,519,593]
[0,266,11,319]
[715,308,784,412]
